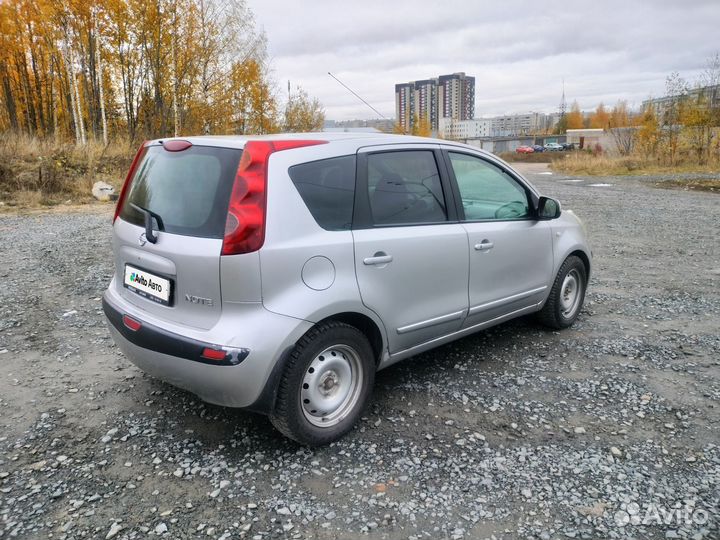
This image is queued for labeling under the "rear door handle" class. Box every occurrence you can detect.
[474,240,494,251]
[363,253,393,265]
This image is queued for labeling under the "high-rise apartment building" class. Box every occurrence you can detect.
[394,73,475,132]
[394,82,415,133]
[412,79,438,132]
[438,73,475,121]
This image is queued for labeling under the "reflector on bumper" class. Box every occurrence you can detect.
[103,297,248,366]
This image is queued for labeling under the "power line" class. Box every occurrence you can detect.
[327,72,388,120]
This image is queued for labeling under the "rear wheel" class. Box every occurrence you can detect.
[270,321,375,445]
[538,255,587,329]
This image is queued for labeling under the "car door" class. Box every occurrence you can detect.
[444,150,554,328]
[353,146,469,354]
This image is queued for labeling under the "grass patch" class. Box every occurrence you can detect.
[657,179,720,193]
[0,134,135,209]
[497,151,567,163]
[551,152,720,176]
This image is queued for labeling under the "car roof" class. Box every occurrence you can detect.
[144,132,514,167]
[146,132,485,152]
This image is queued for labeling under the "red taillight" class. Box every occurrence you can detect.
[221,139,327,255]
[114,141,148,224]
[122,315,142,331]
[201,347,227,361]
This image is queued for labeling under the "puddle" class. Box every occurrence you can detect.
[537,172,553,175]
[588,183,613,187]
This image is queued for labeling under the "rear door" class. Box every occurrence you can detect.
[113,142,242,330]
[444,150,553,327]
[352,146,469,354]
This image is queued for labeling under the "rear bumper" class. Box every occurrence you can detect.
[103,297,249,367]
[102,287,313,410]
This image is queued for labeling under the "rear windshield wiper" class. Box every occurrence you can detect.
[130,203,164,244]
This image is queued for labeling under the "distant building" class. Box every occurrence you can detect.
[465,135,567,154]
[490,112,560,137]
[394,82,415,133]
[438,73,475,122]
[439,118,490,139]
[413,79,439,132]
[323,127,382,133]
[326,118,395,133]
[438,112,560,141]
[395,72,475,132]
[567,127,637,155]
[565,128,604,148]
[642,84,720,119]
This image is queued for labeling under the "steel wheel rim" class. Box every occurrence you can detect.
[301,344,363,428]
[560,269,582,318]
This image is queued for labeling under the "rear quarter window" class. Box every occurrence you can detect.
[119,145,242,238]
[288,155,356,230]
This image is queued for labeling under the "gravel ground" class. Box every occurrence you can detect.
[1,168,719,540]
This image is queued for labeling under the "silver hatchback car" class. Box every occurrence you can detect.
[103,133,591,445]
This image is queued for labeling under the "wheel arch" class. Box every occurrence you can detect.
[568,248,591,280]
[315,312,385,366]
[246,310,387,416]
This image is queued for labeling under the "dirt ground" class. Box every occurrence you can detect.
[1,165,718,539]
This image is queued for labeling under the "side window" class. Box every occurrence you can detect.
[288,155,356,230]
[448,152,531,221]
[367,151,447,225]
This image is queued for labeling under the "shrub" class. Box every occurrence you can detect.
[0,134,134,206]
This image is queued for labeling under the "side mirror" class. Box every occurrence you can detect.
[537,196,561,220]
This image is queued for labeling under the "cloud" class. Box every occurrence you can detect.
[249,0,720,119]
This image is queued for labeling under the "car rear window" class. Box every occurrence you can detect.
[288,155,356,230]
[119,145,242,238]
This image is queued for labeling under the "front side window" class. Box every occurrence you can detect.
[367,151,447,225]
[448,152,531,221]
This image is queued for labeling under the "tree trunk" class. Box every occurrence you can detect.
[118,48,135,140]
[96,35,108,145]
[27,23,46,134]
[17,52,37,134]
[49,54,57,136]
[0,61,19,131]
[65,45,82,144]
[79,40,97,139]
[59,52,74,138]
[73,63,86,144]
[171,19,179,137]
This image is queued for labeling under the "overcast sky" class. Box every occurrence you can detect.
[248,0,720,121]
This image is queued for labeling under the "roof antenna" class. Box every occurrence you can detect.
[328,72,388,119]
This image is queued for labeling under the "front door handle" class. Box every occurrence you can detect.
[474,240,494,251]
[363,252,393,265]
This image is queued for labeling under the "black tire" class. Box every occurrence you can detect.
[538,255,587,329]
[269,321,375,446]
